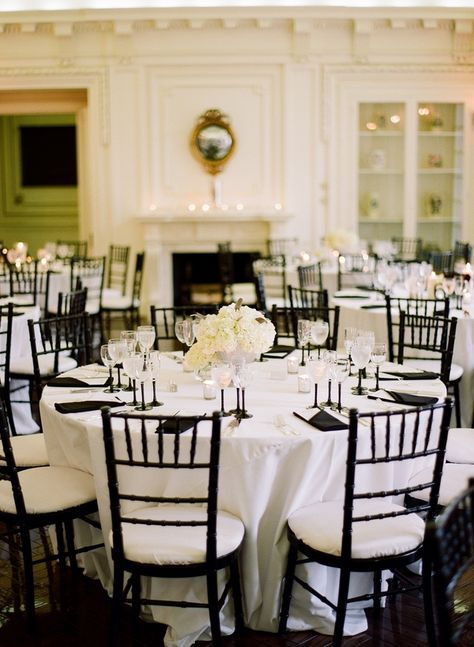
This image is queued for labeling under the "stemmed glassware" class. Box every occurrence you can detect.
[233,361,253,419]
[212,363,233,417]
[149,350,163,407]
[133,353,153,411]
[350,336,372,396]
[344,327,357,376]
[307,357,327,409]
[108,338,127,388]
[333,358,350,413]
[369,342,387,392]
[319,350,337,408]
[122,352,140,407]
[120,330,137,391]
[100,343,120,393]
[136,325,156,353]
[297,319,312,366]
[311,319,329,360]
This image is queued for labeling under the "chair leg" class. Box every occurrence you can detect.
[229,560,244,633]
[332,567,352,647]
[20,527,36,629]
[64,519,78,570]
[278,544,297,633]
[109,563,124,647]
[373,569,382,613]
[131,572,141,647]
[55,522,66,569]
[207,570,222,645]
[453,382,461,427]
[422,555,438,647]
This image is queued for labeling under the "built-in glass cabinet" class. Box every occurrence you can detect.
[358,101,463,251]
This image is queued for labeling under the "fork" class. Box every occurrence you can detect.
[224,417,240,437]
[273,414,301,436]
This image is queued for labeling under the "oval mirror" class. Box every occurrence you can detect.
[191,109,236,175]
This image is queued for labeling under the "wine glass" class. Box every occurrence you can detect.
[108,338,127,388]
[307,357,327,409]
[133,353,153,411]
[229,358,248,416]
[297,319,311,366]
[319,350,337,408]
[122,351,140,407]
[311,320,329,360]
[344,327,357,376]
[333,358,350,412]
[233,362,254,419]
[120,330,137,391]
[351,336,372,395]
[148,350,163,407]
[369,342,387,392]
[212,363,233,417]
[137,325,156,353]
[100,343,120,393]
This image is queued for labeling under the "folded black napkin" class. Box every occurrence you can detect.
[368,390,438,406]
[54,399,126,414]
[261,344,295,359]
[158,418,197,433]
[293,409,348,431]
[382,370,439,380]
[334,294,370,299]
[48,376,112,388]
[360,304,386,310]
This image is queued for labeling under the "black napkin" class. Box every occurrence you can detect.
[360,304,386,310]
[54,400,126,414]
[48,376,113,388]
[368,391,438,406]
[261,344,295,359]
[333,294,370,299]
[158,419,197,433]
[382,370,439,380]
[293,409,348,431]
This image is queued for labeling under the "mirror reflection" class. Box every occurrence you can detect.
[191,109,236,175]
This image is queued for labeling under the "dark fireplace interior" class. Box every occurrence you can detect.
[173,251,261,305]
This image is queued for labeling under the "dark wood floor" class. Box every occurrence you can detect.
[0,532,431,647]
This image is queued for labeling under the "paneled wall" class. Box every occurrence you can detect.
[0,5,473,305]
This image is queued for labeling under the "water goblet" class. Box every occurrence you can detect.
[311,319,329,360]
[234,362,254,419]
[149,350,164,407]
[344,327,357,375]
[350,337,372,395]
[137,325,156,353]
[369,342,387,392]
[229,358,247,416]
[307,357,327,409]
[122,352,140,406]
[133,353,153,411]
[297,319,311,366]
[120,330,137,391]
[319,350,337,408]
[100,343,120,393]
[212,363,233,417]
[108,338,127,388]
[333,358,350,412]
[357,329,375,378]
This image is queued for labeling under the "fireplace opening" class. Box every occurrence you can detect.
[172,251,261,306]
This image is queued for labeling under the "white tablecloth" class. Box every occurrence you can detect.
[39,355,446,647]
[332,289,474,427]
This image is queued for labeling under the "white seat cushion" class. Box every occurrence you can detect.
[287,499,425,560]
[0,466,96,514]
[408,463,474,506]
[2,433,49,467]
[10,354,77,377]
[402,359,463,383]
[102,294,139,310]
[112,504,245,565]
[446,428,474,464]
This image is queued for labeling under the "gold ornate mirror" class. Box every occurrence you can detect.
[190,109,236,175]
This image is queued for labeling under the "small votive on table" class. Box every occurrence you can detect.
[169,379,178,392]
[298,373,311,393]
[287,355,299,374]
[202,379,217,400]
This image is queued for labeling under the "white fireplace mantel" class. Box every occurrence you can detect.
[135,208,293,306]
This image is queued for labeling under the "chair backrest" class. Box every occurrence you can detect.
[56,239,88,259]
[131,252,145,303]
[0,303,13,392]
[253,255,287,306]
[70,256,106,314]
[101,408,224,566]
[453,240,472,265]
[426,478,474,647]
[340,400,452,566]
[297,262,323,291]
[429,250,454,275]
[217,242,234,303]
[337,252,376,290]
[288,285,328,309]
[57,286,88,316]
[27,311,92,390]
[106,245,130,295]
[8,261,38,305]
[266,237,298,257]
[0,397,28,517]
[271,303,340,350]
[397,310,457,384]
[254,272,267,313]
[391,237,423,262]
[150,304,220,351]
[385,295,450,364]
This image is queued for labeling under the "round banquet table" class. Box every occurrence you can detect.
[39,353,446,647]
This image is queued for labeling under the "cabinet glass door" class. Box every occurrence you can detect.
[416,103,463,250]
[358,102,405,244]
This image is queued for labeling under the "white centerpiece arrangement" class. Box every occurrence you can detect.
[184,299,276,370]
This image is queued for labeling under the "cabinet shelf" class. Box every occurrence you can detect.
[417,168,461,175]
[360,169,403,175]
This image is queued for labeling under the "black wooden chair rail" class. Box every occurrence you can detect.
[101,407,245,645]
[150,304,219,351]
[56,239,88,259]
[0,303,14,433]
[337,252,376,291]
[266,237,298,257]
[279,399,453,647]
[106,244,130,296]
[453,240,472,265]
[426,477,474,646]
[391,237,423,262]
[288,285,329,310]
[429,250,454,275]
[253,254,288,308]
[271,303,340,351]
[102,251,145,336]
[297,262,323,291]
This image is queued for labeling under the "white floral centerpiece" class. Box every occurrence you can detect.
[184,300,276,370]
[324,229,359,253]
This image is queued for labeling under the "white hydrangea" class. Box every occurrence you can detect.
[184,301,275,369]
